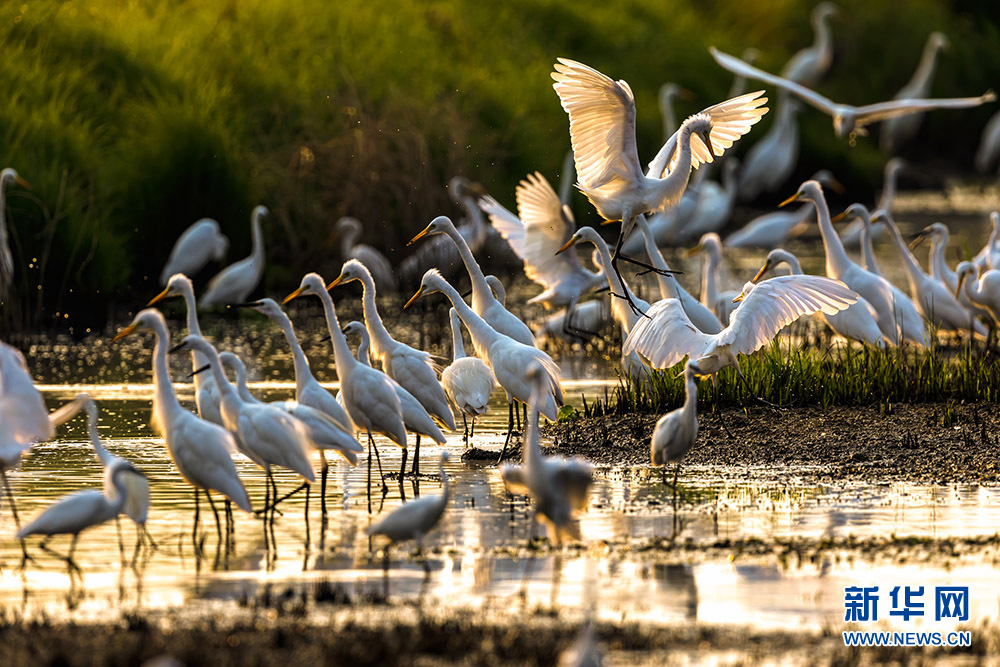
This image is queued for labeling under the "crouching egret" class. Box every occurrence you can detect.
[17,465,144,578]
[440,308,495,443]
[499,361,593,546]
[200,205,267,308]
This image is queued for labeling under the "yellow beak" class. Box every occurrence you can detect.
[908,231,928,250]
[403,287,424,310]
[326,274,346,291]
[779,192,801,208]
[112,322,138,342]
[682,244,702,258]
[14,176,31,190]
[732,293,745,303]
[830,210,849,223]
[555,238,576,256]
[599,218,619,226]
[283,286,306,305]
[147,287,172,306]
[751,261,770,284]
[407,226,432,246]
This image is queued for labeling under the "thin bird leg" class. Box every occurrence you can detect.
[256,482,307,515]
[563,301,600,341]
[262,475,271,551]
[462,413,469,446]
[1,469,34,567]
[320,455,329,518]
[367,432,388,494]
[114,515,125,563]
[66,534,82,579]
[410,434,421,476]
[734,366,779,408]
[205,490,223,548]
[192,489,201,557]
[304,482,311,551]
[141,524,158,550]
[470,415,476,439]
[514,397,521,430]
[609,229,651,319]
[497,401,515,464]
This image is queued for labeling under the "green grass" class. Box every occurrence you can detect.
[590,340,1000,417]
[2,1,998,330]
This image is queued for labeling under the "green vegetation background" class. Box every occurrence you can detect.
[2,0,998,331]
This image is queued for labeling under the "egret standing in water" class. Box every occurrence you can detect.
[440,308,495,443]
[367,451,451,554]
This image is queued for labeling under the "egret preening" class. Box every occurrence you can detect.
[200,205,267,308]
[0,168,31,301]
[334,217,397,293]
[328,259,455,475]
[710,47,995,140]
[499,361,593,546]
[159,218,228,286]
[405,269,563,461]
[551,57,767,314]
[408,216,536,346]
[48,393,154,553]
[780,2,838,86]
[17,464,144,579]
[440,308,495,443]
[283,274,408,498]
[112,309,251,555]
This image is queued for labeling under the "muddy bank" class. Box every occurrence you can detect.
[473,402,1000,484]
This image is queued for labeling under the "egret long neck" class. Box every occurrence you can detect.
[444,226,493,314]
[682,372,698,416]
[700,251,720,310]
[877,166,900,212]
[86,407,112,467]
[315,289,356,381]
[813,11,832,61]
[353,327,373,367]
[251,211,265,266]
[651,123,698,208]
[149,319,184,429]
[585,234,640,327]
[197,343,238,403]
[811,196,852,279]
[449,309,467,360]
[357,273,397,362]
[774,251,803,275]
[433,280,499,360]
[907,41,942,96]
[272,310,314,398]
[231,361,257,403]
[882,215,926,294]
[638,216,678,299]
[859,215,882,276]
[930,237,956,291]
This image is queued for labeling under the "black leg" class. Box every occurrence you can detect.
[610,227,651,319]
[192,489,201,556]
[497,401,514,464]
[320,460,329,518]
[205,490,223,547]
[2,470,34,567]
[368,432,388,494]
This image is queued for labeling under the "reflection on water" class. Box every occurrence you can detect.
[2,384,999,633]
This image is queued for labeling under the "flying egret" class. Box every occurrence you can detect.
[726,170,842,248]
[781,181,928,346]
[0,168,30,301]
[975,110,1000,173]
[159,218,228,286]
[200,205,267,308]
[651,360,702,495]
[409,216,536,346]
[148,273,223,426]
[752,249,885,347]
[440,308,495,443]
[551,57,767,314]
[283,274,408,495]
[479,172,606,338]
[840,158,905,247]
[404,269,563,461]
[737,95,801,201]
[328,259,455,475]
[339,320,448,474]
[710,47,995,140]
[781,2,838,86]
[880,32,950,153]
[956,262,1000,325]
[366,450,450,555]
[333,217,397,293]
[0,340,54,561]
[683,233,740,326]
[17,465,144,579]
[48,393,154,551]
[499,361,593,546]
[623,275,858,380]
[871,209,986,337]
[112,309,251,554]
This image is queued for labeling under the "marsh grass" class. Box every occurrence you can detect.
[590,340,1000,417]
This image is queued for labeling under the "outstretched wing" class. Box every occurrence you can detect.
[551,58,645,192]
[853,92,997,129]
[622,298,712,369]
[719,275,857,355]
[709,48,836,118]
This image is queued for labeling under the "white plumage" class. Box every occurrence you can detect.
[200,205,267,308]
[159,218,228,286]
[367,451,450,548]
[780,2,838,86]
[334,217,397,293]
[651,361,701,468]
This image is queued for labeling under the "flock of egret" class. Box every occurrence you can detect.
[3,3,1000,585]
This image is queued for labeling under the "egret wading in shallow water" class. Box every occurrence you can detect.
[159,218,229,286]
[17,464,145,580]
[284,274,407,499]
[710,47,995,140]
[48,393,155,554]
[440,308,495,443]
[0,168,31,301]
[726,170,842,249]
[328,259,455,475]
[551,57,767,315]
[113,309,251,556]
[651,361,702,515]
[0,341,54,563]
[200,205,267,308]
[333,217,397,293]
[405,269,563,462]
[367,451,450,556]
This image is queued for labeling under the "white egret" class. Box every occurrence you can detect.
[872,209,986,336]
[710,47,995,140]
[333,217,397,293]
[409,216,536,346]
[479,172,606,337]
[909,223,991,321]
[880,32,950,153]
[972,212,1000,272]
[780,2,838,86]
[0,340,54,560]
[623,275,858,379]
[283,274,408,493]
[148,273,223,426]
[328,259,455,475]
[680,158,740,242]
[499,361,593,546]
[535,300,612,344]
[726,171,842,248]
[651,361,702,491]
[834,203,884,276]
[366,451,450,553]
[200,205,267,308]
[159,218,228,286]
[839,158,905,247]
[684,233,740,326]
[975,110,1000,173]
[737,95,801,201]
[0,168,30,301]
[635,216,722,334]
[956,262,1000,325]
[404,269,563,460]
[17,465,143,577]
[439,308,495,442]
[551,57,767,313]
[619,174,705,255]
[753,249,885,347]
[658,83,694,140]
[48,393,154,549]
[112,310,251,552]
[781,181,928,346]
[340,320,448,474]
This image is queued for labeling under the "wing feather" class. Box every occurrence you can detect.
[622,298,713,369]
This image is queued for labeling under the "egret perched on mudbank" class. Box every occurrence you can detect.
[651,361,702,492]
